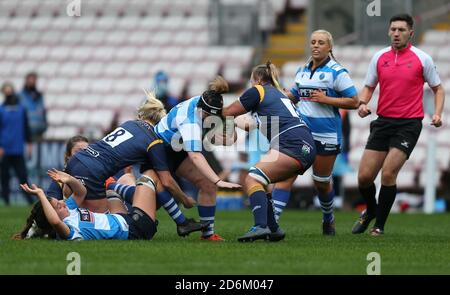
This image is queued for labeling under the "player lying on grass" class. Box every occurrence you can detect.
[14,168,159,241]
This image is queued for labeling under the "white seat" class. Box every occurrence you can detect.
[29,16,52,30]
[117,16,140,30]
[138,16,163,30]
[114,47,138,61]
[72,17,96,30]
[222,64,244,84]
[151,31,172,46]
[17,31,39,44]
[104,62,127,77]
[192,61,220,80]
[137,47,160,61]
[184,16,208,30]
[47,109,67,126]
[40,31,62,45]
[193,30,208,45]
[167,77,186,98]
[423,31,447,45]
[81,62,104,78]
[83,31,106,45]
[65,110,90,127]
[78,95,102,108]
[159,46,183,61]
[0,31,16,44]
[71,47,93,61]
[51,17,74,30]
[186,80,207,97]
[38,62,60,77]
[0,61,15,76]
[45,78,69,94]
[171,61,194,79]
[228,46,254,66]
[7,17,29,30]
[127,31,151,46]
[58,62,82,78]
[100,94,124,109]
[67,79,91,94]
[105,31,128,45]
[173,31,195,46]
[112,79,137,93]
[4,46,27,61]
[15,61,38,77]
[95,17,117,30]
[54,94,79,109]
[89,110,115,129]
[160,17,184,31]
[182,46,207,62]
[92,47,115,61]
[126,62,151,78]
[61,30,85,45]
[206,46,229,64]
[49,46,72,61]
[27,46,49,61]
[436,46,450,62]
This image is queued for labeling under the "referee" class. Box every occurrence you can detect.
[352,14,445,235]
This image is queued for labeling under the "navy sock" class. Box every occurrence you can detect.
[271,188,290,222]
[158,190,186,225]
[198,205,216,237]
[109,183,135,204]
[318,189,335,223]
[249,190,268,227]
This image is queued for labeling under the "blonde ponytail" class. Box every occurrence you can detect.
[137,89,167,125]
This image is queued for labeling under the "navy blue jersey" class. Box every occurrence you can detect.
[239,85,306,142]
[74,120,168,181]
[46,180,63,200]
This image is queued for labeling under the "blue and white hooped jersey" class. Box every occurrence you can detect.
[290,57,357,145]
[239,84,306,143]
[63,197,129,240]
[155,96,203,152]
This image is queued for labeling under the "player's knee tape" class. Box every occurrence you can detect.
[247,183,265,196]
[312,173,332,183]
[248,166,271,186]
[106,190,124,202]
[136,175,156,192]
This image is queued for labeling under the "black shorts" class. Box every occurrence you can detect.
[365,116,422,158]
[271,126,316,174]
[66,157,106,200]
[119,207,158,240]
[140,145,187,175]
[314,140,341,156]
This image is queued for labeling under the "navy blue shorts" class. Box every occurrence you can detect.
[66,157,106,200]
[271,126,316,174]
[314,140,341,156]
[119,207,158,240]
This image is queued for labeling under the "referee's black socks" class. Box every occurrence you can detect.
[359,183,377,217]
[375,185,397,230]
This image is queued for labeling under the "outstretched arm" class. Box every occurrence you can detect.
[156,170,196,208]
[20,184,70,239]
[187,152,241,189]
[47,169,87,207]
[222,100,247,118]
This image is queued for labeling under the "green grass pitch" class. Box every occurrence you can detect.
[1,206,449,274]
